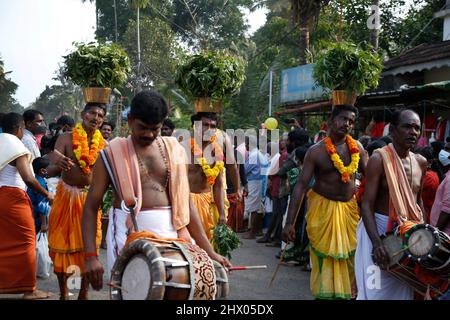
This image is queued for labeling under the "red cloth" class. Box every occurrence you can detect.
[424,115,437,132]
[0,187,36,293]
[270,150,289,198]
[371,122,385,138]
[422,170,439,224]
[437,120,447,141]
[226,193,244,232]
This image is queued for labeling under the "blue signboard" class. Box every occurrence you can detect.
[280,64,326,103]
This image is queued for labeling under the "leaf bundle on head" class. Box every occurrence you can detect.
[174,50,246,102]
[211,223,241,259]
[312,42,383,95]
[63,42,131,88]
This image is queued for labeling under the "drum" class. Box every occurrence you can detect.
[381,232,408,269]
[404,224,450,277]
[381,232,431,295]
[110,238,227,300]
[213,260,229,299]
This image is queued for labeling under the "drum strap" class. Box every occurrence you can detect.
[174,242,196,300]
[101,137,142,232]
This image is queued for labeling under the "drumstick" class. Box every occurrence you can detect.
[391,235,422,258]
[107,282,128,293]
[229,265,267,271]
[268,209,302,288]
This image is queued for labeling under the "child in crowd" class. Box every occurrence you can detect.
[27,157,51,234]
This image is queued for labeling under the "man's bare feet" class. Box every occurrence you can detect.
[23,290,52,300]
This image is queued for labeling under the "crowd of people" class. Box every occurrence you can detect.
[0,92,449,300]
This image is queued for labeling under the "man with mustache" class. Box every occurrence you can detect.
[356,109,427,300]
[82,91,230,296]
[282,105,367,299]
[46,103,106,300]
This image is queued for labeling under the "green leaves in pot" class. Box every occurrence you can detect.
[312,42,383,95]
[63,42,131,88]
[174,50,246,101]
[211,223,241,259]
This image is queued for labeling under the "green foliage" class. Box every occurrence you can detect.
[211,223,241,259]
[313,42,383,95]
[172,0,254,50]
[0,55,20,113]
[63,42,131,88]
[102,187,114,216]
[175,50,247,101]
[123,17,183,87]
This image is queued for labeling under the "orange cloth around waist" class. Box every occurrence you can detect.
[48,181,101,274]
[0,187,36,293]
[190,191,217,240]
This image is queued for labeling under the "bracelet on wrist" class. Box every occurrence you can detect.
[84,252,98,259]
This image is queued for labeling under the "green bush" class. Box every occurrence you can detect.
[63,42,131,88]
[174,50,246,101]
[313,42,383,95]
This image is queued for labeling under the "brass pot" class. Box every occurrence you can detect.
[332,90,357,106]
[83,87,112,104]
[194,97,223,113]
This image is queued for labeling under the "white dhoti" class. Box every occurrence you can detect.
[355,213,413,300]
[244,180,264,214]
[106,206,177,277]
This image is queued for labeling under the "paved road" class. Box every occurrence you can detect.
[1,234,312,300]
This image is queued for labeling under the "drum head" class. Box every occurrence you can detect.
[407,228,434,257]
[121,254,152,300]
[110,239,166,300]
[381,233,404,267]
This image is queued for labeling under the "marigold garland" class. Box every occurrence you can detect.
[324,135,360,183]
[72,123,105,174]
[190,134,224,186]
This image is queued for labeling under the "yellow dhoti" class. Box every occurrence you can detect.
[306,190,359,300]
[190,190,229,240]
[48,181,101,275]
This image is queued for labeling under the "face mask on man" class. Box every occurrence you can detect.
[438,149,450,167]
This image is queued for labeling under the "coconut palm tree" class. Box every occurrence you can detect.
[128,0,150,84]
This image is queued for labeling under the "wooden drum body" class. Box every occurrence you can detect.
[110,238,228,300]
[404,224,450,277]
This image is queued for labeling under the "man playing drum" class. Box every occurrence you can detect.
[82,91,230,293]
[282,105,368,300]
[356,109,427,300]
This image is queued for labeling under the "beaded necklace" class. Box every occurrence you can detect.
[137,137,170,192]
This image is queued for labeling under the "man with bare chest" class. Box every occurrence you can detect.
[188,113,228,240]
[356,109,427,300]
[282,105,367,299]
[82,91,230,293]
[47,103,106,300]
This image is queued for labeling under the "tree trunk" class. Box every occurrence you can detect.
[299,23,309,65]
[137,7,141,90]
[370,0,380,51]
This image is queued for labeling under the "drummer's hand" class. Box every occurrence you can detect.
[85,257,104,291]
[282,224,296,243]
[372,245,390,269]
[211,252,232,270]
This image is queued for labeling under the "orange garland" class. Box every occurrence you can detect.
[324,135,360,183]
[190,135,224,186]
[72,123,105,175]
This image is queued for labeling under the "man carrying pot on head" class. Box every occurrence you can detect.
[282,105,367,300]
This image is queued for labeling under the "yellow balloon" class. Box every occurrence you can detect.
[264,117,278,130]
